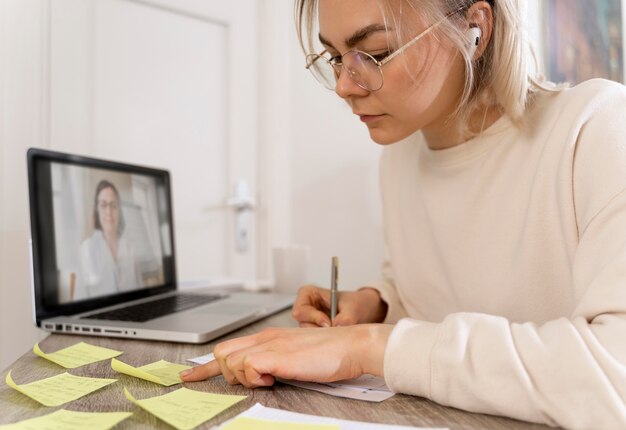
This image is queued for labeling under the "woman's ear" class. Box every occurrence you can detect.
[465,1,494,59]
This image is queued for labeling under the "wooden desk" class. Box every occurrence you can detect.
[0,310,556,429]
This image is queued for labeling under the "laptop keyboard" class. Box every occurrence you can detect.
[82,294,224,323]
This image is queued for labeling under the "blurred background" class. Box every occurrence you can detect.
[1,0,624,370]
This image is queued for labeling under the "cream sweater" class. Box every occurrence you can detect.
[372,79,626,429]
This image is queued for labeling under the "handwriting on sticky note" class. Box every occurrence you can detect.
[34,342,123,368]
[220,416,340,430]
[111,358,191,386]
[0,409,132,430]
[124,387,246,430]
[6,370,117,407]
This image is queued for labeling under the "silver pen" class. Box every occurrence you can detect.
[330,256,338,325]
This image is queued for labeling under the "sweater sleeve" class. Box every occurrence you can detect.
[383,87,626,429]
[363,256,408,323]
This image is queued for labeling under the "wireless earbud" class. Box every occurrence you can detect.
[465,26,482,58]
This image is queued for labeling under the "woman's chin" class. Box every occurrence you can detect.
[103,226,117,237]
[367,127,408,146]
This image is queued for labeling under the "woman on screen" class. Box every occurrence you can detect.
[79,179,141,297]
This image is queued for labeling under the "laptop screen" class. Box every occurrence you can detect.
[28,148,177,323]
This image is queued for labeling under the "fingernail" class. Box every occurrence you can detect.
[321,321,330,327]
[179,369,192,377]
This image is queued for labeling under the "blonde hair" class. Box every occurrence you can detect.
[295,0,552,134]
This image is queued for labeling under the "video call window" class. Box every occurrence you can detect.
[50,162,170,304]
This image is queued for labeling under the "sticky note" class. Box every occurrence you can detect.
[34,342,123,368]
[220,416,340,430]
[124,387,246,430]
[0,409,132,430]
[6,370,117,407]
[111,358,191,386]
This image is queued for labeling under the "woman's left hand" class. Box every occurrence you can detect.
[179,324,393,387]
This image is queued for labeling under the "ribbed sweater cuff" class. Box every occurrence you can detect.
[384,318,441,398]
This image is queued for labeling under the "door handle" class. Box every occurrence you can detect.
[225,180,255,252]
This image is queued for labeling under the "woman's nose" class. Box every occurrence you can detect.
[334,67,370,99]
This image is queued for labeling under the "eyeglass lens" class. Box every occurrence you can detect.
[98,200,119,211]
[306,51,384,91]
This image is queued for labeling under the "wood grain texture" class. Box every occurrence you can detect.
[0,310,558,429]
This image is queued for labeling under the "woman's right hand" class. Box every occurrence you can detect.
[291,285,388,328]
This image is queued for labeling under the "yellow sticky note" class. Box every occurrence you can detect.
[6,370,117,407]
[0,409,132,430]
[221,417,340,430]
[124,387,246,430]
[111,358,191,386]
[34,342,123,368]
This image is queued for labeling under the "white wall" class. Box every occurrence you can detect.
[526,0,544,72]
[256,0,296,283]
[288,47,385,290]
[0,0,49,371]
[258,0,385,291]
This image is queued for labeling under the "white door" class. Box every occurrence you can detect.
[48,0,259,286]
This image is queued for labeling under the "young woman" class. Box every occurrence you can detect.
[79,180,141,297]
[181,1,626,427]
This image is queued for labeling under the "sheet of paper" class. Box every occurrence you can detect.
[278,375,395,402]
[216,403,448,430]
[112,358,191,386]
[187,352,215,365]
[34,342,123,369]
[220,416,339,430]
[0,409,132,430]
[124,387,246,430]
[6,370,117,407]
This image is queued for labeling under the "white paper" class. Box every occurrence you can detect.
[278,375,395,402]
[187,352,215,365]
[213,403,448,430]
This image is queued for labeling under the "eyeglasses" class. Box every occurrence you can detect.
[98,200,119,212]
[305,12,458,92]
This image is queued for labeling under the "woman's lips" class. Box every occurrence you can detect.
[358,114,385,123]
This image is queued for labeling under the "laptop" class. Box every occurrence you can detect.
[27,147,293,343]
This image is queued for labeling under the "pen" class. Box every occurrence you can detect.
[330,256,338,325]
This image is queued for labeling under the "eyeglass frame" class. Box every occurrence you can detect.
[305,9,463,92]
[97,200,120,212]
